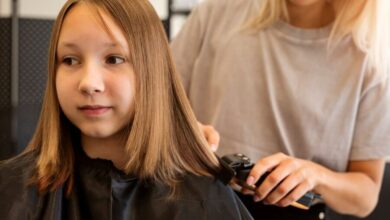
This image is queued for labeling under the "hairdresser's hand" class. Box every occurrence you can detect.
[197,122,220,152]
[242,153,321,207]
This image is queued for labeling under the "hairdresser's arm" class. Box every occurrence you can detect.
[315,159,384,217]
[245,153,384,217]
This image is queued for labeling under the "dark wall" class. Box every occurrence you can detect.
[16,18,53,152]
[0,18,13,160]
[0,18,52,160]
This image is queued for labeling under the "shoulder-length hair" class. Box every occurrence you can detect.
[26,0,220,195]
[248,0,390,76]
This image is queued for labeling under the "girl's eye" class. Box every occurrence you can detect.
[106,56,125,64]
[62,57,80,66]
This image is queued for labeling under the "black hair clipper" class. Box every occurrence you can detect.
[218,153,322,210]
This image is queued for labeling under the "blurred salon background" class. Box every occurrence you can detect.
[0,0,388,219]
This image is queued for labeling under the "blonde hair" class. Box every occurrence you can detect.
[249,0,390,75]
[26,0,220,195]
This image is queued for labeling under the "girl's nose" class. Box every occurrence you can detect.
[78,63,105,95]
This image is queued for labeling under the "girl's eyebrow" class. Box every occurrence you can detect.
[58,42,79,49]
[58,42,125,49]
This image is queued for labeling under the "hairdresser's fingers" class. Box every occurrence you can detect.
[254,155,300,201]
[263,170,305,205]
[276,180,312,207]
[204,125,220,152]
[198,122,220,152]
[246,153,289,188]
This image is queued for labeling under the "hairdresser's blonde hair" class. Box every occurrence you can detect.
[249,0,390,75]
[26,0,220,195]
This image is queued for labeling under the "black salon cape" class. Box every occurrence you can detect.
[0,150,253,220]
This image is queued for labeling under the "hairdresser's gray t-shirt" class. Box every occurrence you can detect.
[171,0,390,171]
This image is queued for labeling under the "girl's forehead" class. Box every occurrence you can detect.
[63,3,111,31]
[58,3,129,51]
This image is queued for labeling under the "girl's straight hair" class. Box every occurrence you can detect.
[26,0,220,195]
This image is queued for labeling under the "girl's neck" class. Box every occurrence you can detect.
[81,133,128,170]
[287,1,335,29]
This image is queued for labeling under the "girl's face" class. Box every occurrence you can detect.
[56,3,135,141]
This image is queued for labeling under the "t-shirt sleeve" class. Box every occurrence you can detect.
[170,3,206,94]
[350,73,390,160]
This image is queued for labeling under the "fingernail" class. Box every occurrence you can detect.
[253,196,261,202]
[246,176,255,185]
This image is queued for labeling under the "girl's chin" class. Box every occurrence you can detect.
[79,127,127,140]
[80,130,113,139]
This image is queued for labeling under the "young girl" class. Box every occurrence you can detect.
[0,0,253,219]
[171,0,390,219]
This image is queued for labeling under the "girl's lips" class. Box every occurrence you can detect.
[78,106,112,116]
